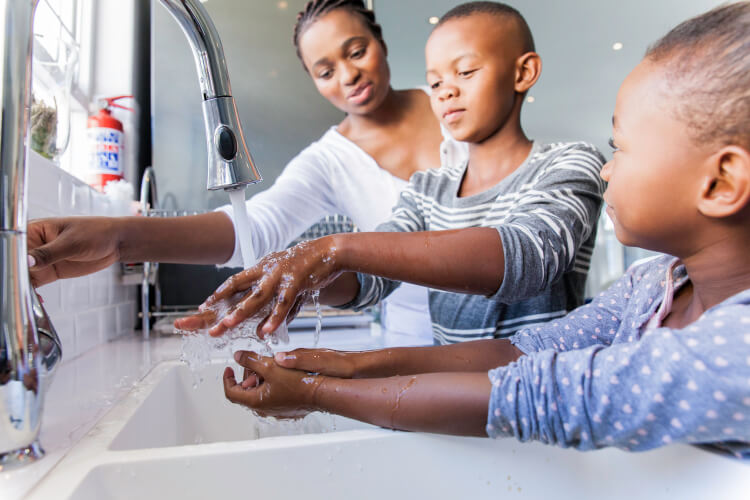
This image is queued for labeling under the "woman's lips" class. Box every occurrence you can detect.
[442,108,465,124]
[347,83,373,105]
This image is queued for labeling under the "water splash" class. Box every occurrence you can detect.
[311,290,322,348]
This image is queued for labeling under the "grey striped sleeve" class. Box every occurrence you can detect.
[491,144,605,303]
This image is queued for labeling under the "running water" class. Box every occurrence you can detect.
[228,188,255,269]
[311,290,322,348]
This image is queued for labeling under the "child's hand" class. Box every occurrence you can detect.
[224,350,324,419]
[274,348,360,378]
[190,238,340,337]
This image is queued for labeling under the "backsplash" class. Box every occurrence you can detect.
[28,151,138,361]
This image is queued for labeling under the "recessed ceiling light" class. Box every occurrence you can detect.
[277,1,288,9]
[428,16,439,25]
[526,96,535,103]
[612,42,624,51]
[199,0,208,3]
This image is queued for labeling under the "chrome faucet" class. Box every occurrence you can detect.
[0,0,261,469]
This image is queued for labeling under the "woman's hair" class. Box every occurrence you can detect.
[646,2,750,149]
[293,0,385,71]
[437,1,535,53]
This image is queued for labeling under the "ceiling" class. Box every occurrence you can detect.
[152,0,723,210]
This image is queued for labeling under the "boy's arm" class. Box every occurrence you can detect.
[274,339,524,378]
[489,143,606,304]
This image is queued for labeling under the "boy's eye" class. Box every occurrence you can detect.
[318,69,333,79]
[608,137,620,152]
[458,69,477,78]
[429,81,441,90]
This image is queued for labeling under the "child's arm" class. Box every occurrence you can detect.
[486,302,750,454]
[226,351,493,436]
[274,339,523,378]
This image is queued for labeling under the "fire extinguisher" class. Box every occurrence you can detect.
[87,95,133,192]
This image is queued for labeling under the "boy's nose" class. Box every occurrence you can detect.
[600,161,613,181]
[438,84,458,100]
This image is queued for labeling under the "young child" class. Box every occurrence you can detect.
[221,2,750,458]
[176,2,606,345]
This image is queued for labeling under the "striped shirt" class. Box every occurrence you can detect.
[344,141,606,344]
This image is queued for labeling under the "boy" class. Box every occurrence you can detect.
[180,2,606,346]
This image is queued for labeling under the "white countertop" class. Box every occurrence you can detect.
[1,324,413,500]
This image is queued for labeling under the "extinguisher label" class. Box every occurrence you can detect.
[87,128,124,175]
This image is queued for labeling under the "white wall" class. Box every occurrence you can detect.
[29,152,138,361]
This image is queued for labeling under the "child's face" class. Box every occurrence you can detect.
[601,59,710,254]
[425,15,524,143]
[299,9,390,116]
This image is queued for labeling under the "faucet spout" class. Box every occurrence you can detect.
[158,0,262,191]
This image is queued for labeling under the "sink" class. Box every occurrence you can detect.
[28,359,750,499]
[109,361,373,450]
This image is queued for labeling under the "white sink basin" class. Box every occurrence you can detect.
[109,361,373,450]
[29,360,750,499]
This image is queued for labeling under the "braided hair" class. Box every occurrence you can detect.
[293,0,385,71]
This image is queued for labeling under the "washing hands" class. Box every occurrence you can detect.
[174,236,342,340]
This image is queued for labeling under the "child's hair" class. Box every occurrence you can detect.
[293,0,385,71]
[437,1,535,53]
[645,2,750,149]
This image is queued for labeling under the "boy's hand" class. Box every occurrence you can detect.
[182,237,340,337]
[27,217,121,287]
[274,348,360,378]
[224,350,324,419]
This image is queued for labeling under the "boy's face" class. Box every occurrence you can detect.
[425,15,524,143]
[601,59,709,254]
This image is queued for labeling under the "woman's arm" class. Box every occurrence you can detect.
[28,212,235,287]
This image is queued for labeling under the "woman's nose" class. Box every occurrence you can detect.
[340,62,361,86]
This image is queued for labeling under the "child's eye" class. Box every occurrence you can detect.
[430,81,441,90]
[318,68,333,79]
[458,69,477,78]
[608,137,620,152]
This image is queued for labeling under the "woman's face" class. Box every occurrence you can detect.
[298,9,390,116]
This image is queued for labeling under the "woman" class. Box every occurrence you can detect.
[27,0,467,342]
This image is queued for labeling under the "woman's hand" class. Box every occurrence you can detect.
[176,237,341,337]
[224,350,324,419]
[27,217,122,287]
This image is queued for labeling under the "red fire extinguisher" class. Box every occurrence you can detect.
[87,95,133,192]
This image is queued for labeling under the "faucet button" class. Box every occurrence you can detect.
[216,126,237,161]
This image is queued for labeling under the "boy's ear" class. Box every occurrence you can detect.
[697,146,750,218]
[515,52,542,93]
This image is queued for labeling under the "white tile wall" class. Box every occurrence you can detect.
[28,151,138,361]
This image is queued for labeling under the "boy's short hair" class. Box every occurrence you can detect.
[646,2,750,149]
[437,1,535,53]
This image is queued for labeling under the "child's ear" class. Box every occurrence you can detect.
[515,52,542,93]
[697,146,750,218]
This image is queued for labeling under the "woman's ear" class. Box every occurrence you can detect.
[515,52,542,93]
[697,146,750,218]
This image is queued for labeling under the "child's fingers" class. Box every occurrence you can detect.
[241,373,261,389]
[261,290,298,336]
[174,310,217,331]
[223,366,250,405]
[233,350,269,376]
[274,348,352,377]
[204,268,263,307]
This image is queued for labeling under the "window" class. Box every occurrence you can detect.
[32,0,91,175]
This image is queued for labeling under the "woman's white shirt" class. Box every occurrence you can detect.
[217,120,468,343]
